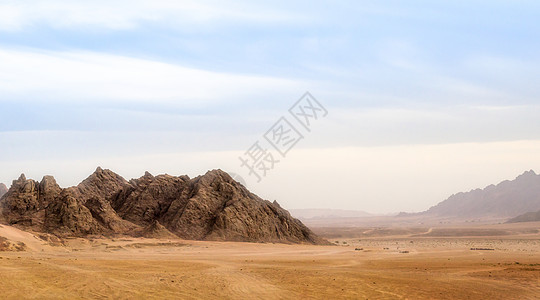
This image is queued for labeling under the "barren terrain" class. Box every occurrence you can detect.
[1,223,539,299]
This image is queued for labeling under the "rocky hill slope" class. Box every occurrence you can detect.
[0,168,328,245]
[417,170,540,219]
[0,183,7,199]
[506,210,540,223]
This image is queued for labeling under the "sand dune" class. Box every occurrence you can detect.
[0,224,60,252]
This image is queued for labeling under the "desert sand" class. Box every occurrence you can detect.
[1,223,540,299]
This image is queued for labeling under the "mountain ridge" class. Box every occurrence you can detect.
[0,168,328,245]
[405,170,540,220]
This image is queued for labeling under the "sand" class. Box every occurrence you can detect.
[1,223,539,299]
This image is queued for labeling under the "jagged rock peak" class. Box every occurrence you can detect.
[514,170,539,182]
[90,167,119,178]
[39,175,59,189]
[1,174,41,227]
[77,167,128,202]
[85,167,126,182]
[519,169,537,177]
[38,176,62,208]
[204,169,232,178]
[41,175,56,182]
[16,174,26,182]
[196,169,237,185]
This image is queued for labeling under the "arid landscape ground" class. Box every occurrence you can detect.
[1,221,539,299]
[3,0,540,299]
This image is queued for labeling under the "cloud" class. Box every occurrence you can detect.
[0,0,306,32]
[0,47,304,105]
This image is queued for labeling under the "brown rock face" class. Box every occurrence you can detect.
[44,189,103,235]
[0,174,62,229]
[0,183,7,199]
[0,168,329,245]
[85,197,138,234]
[39,176,62,208]
[139,220,178,239]
[159,170,328,244]
[113,172,190,226]
[77,167,128,202]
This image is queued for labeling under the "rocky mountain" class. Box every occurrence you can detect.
[0,168,328,245]
[506,210,540,223]
[0,183,7,198]
[417,170,540,219]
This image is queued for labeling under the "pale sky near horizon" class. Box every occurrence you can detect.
[1,1,540,214]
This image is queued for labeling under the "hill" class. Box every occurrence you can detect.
[0,168,328,245]
[417,170,540,219]
[506,210,540,223]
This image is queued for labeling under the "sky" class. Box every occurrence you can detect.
[1,0,540,214]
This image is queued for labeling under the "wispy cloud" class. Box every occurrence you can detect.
[0,0,307,32]
[0,47,304,105]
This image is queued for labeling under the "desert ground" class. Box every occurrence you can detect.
[1,223,539,299]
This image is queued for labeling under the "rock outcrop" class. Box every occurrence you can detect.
[0,236,27,252]
[0,168,328,245]
[43,189,102,235]
[76,167,128,202]
[0,174,62,229]
[139,220,177,239]
[0,183,7,199]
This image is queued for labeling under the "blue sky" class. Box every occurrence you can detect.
[1,1,540,213]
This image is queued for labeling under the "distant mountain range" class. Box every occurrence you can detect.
[296,170,540,225]
[0,168,328,244]
[409,170,540,220]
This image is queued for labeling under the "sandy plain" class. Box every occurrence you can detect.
[1,223,539,299]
